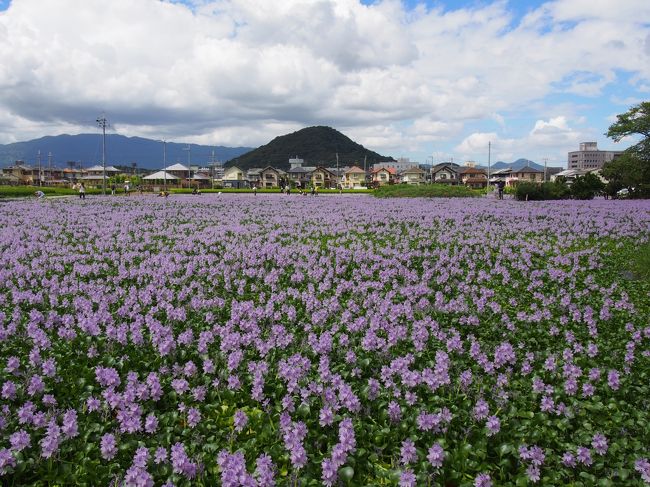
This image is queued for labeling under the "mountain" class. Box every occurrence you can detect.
[0,134,253,169]
[227,126,394,171]
[489,159,545,171]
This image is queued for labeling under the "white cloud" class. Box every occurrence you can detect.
[0,0,648,163]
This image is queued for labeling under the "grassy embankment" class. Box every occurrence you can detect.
[0,185,104,198]
[373,183,481,198]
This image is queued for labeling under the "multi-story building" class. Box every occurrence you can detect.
[568,142,622,170]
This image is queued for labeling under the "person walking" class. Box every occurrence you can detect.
[497,180,505,200]
[79,183,86,200]
[111,183,116,196]
[253,185,257,196]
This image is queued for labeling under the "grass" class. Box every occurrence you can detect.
[373,183,481,198]
[0,185,104,198]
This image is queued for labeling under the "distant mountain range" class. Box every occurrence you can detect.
[0,134,253,169]
[0,131,558,173]
[227,126,394,171]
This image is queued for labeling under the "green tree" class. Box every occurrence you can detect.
[570,173,605,200]
[606,101,650,161]
[604,101,650,198]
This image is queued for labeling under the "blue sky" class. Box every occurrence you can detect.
[0,0,648,166]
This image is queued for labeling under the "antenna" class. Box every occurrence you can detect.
[96,113,109,195]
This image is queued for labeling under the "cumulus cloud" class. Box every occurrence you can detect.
[0,0,648,163]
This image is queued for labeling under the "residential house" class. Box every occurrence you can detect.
[288,165,316,189]
[399,166,426,185]
[260,166,284,188]
[371,167,397,186]
[342,166,366,189]
[431,163,460,184]
[222,165,248,188]
[459,167,488,189]
[509,166,544,183]
[310,166,336,189]
[1,162,34,185]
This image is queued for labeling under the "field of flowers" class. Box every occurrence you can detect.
[0,195,649,486]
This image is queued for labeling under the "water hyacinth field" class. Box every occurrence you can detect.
[0,195,649,487]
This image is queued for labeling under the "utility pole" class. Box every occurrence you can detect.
[211,149,216,190]
[37,150,42,186]
[183,145,191,189]
[487,141,491,185]
[336,152,340,192]
[163,140,167,192]
[96,114,108,195]
[543,158,548,183]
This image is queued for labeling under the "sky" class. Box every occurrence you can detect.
[0,0,649,167]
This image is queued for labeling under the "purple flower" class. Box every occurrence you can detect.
[255,453,276,487]
[9,430,31,452]
[400,439,417,465]
[100,433,117,460]
[562,452,576,468]
[145,413,158,433]
[40,421,61,459]
[187,407,201,428]
[486,415,500,436]
[591,433,608,455]
[607,370,620,390]
[234,409,248,432]
[474,473,493,487]
[473,399,489,420]
[526,464,540,483]
[154,447,168,464]
[399,469,417,487]
[427,443,445,468]
[634,458,650,483]
[0,448,16,472]
[577,447,592,466]
[388,401,402,423]
[62,409,78,438]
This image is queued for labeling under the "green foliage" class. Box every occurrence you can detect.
[0,185,103,198]
[570,173,605,200]
[226,126,393,171]
[604,102,650,198]
[373,183,479,198]
[606,101,650,162]
[514,180,571,200]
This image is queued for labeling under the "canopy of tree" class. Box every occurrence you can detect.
[603,101,650,198]
[226,126,394,171]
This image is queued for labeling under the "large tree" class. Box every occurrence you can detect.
[603,101,650,197]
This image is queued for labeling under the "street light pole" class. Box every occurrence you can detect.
[37,150,42,186]
[97,114,108,195]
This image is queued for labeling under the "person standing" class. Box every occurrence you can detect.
[111,183,116,195]
[253,185,257,196]
[79,183,86,200]
[497,180,505,200]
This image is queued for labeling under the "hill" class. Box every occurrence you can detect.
[490,159,544,171]
[0,134,252,169]
[227,126,394,170]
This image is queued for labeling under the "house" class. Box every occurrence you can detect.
[310,166,336,189]
[85,165,120,177]
[371,167,396,186]
[509,166,544,184]
[288,166,314,189]
[399,166,426,185]
[1,162,34,185]
[222,165,248,188]
[431,163,460,184]
[459,167,488,188]
[342,166,367,189]
[260,166,284,188]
